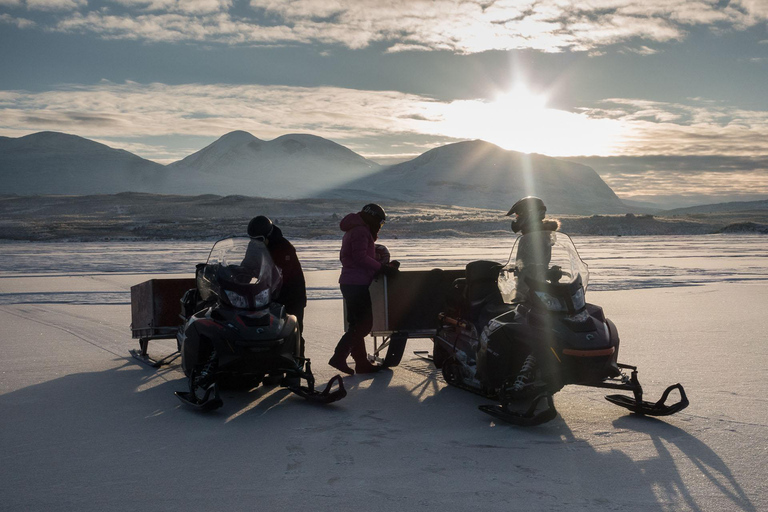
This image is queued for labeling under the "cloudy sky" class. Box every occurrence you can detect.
[1,0,767,207]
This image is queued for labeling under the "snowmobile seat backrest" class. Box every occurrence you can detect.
[446,278,467,315]
[465,260,503,320]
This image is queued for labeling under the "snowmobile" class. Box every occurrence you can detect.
[175,236,346,410]
[431,230,688,426]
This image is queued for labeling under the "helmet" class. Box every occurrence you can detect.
[247,216,274,239]
[507,196,546,233]
[507,196,546,219]
[374,244,391,264]
[361,203,386,223]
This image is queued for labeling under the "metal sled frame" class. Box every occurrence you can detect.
[370,329,435,367]
[130,328,181,368]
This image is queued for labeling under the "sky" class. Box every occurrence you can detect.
[1,0,767,208]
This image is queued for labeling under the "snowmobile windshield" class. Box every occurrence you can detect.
[199,237,283,309]
[498,231,589,306]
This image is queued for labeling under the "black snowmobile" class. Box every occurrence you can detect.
[175,237,346,410]
[431,230,688,426]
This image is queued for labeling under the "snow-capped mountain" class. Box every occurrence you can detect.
[2,132,629,214]
[326,140,628,214]
[168,131,381,197]
[0,132,169,195]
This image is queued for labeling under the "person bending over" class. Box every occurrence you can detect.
[329,203,398,375]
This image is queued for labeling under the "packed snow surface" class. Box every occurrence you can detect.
[0,235,766,511]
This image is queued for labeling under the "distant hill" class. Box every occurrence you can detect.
[168,131,381,197]
[0,132,170,195]
[662,199,768,215]
[323,140,629,215]
[2,193,766,240]
[0,130,380,197]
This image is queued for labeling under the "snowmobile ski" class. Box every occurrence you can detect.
[175,382,224,411]
[479,393,557,426]
[288,374,347,404]
[605,383,689,416]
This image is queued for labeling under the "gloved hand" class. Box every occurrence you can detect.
[379,263,400,278]
[389,260,401,269]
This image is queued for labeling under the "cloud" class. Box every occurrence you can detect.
[26,0,86,11]
[583,98,768,158]
[0,12,35,26]
[3,0,767,53]
[109,0,232,15]
[570,155,768,202]
[0,82,452,159]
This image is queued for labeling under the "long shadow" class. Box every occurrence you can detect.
[0,357,756,512]
[399,362,757,512]
[612,415,757,512]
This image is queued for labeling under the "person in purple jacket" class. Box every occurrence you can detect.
[329,203,399,375]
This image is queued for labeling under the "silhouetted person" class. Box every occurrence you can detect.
[247,216,308,358]
[329,203,398,375]
[507,196,559,302]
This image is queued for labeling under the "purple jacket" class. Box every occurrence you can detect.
[338,213,382,285]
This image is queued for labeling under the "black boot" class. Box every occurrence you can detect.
[328,352,354,375]
[351,342,381,374]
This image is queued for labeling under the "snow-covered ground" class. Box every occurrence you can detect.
[0,235,766,511]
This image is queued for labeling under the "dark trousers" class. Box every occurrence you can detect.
[333,284,373,360]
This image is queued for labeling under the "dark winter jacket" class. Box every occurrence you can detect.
[514,219,560,301]
[266,226,307,308]
[338,213,382,286]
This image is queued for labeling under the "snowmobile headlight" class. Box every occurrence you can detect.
[571,288,585,311]
[535,291,567,312]
[253,288,270,308]
[225,290,249,309]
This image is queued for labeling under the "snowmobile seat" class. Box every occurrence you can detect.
[446,277,468,316]
[465,260,504,326]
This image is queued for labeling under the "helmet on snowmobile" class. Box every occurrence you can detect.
[247,215,274,240]
[507,196,546,233]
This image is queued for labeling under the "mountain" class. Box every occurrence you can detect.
[326,140,628,214]
[168,131,381,197]
[661,199,768,215]
[0,132,169,195]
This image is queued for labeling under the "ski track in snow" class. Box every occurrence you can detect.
[0,235,766,306]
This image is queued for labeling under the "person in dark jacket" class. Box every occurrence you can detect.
[507,196,560,302]
[247,216,308,358]
[329,203,398,375]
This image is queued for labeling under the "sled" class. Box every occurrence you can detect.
[130,278,195,367]
[365,269,463,367]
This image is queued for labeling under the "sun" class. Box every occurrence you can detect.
[429,84,623,157]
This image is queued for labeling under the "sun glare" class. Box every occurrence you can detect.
[428,84,623,157]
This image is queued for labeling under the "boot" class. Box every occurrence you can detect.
[351,341,381,374]
[328,352,354,376]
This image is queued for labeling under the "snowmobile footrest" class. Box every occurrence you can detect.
[479,393,558,426]
[289,374,347,404]
[606,383,689,416]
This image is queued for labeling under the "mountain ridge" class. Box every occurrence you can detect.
[322,139,628,214]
